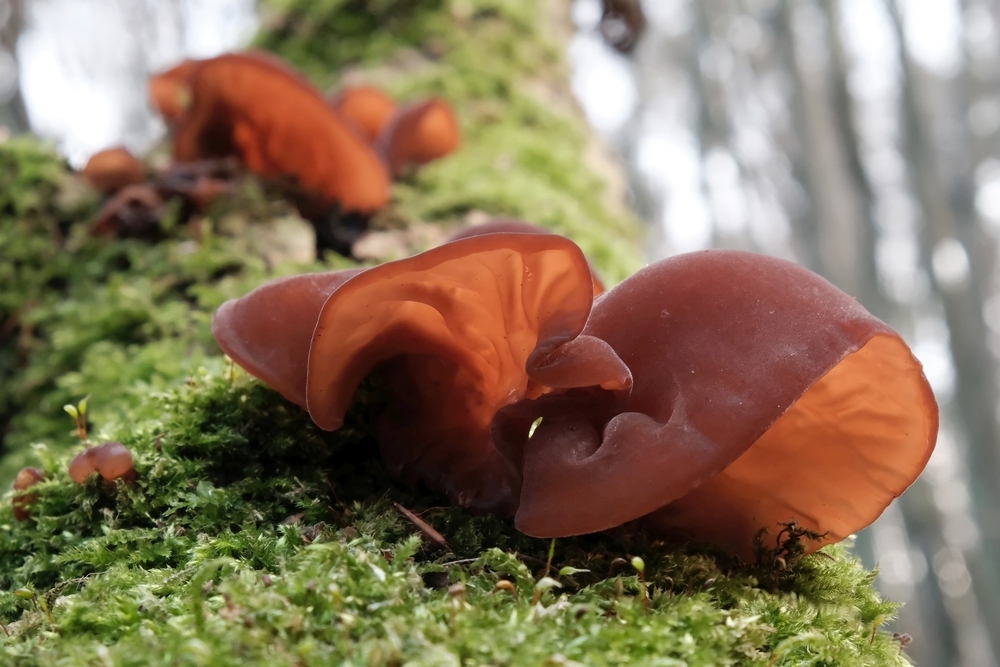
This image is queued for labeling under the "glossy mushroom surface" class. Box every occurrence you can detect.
[169,52,390,213]
[511,250,937,560]
[329,85,397,143]
[69,442,137,484]
[213,269,364,408]
[213,233,628,512]
[447,219,605,295]
[377,99,461,176]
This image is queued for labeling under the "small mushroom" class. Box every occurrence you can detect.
[507,250,937,561]
[376,98,461,177]
[12,467,45,521]
[329,85,397,143]
[69,442,137,484]
[89,184,165,239]
[162,52,390,215]
[82,147,145,196]
[213,233,627,512]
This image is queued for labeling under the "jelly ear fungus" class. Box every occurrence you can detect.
[510,250,937,561]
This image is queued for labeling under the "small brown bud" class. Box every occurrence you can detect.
[12,467,45,521]
[494,580,516,594]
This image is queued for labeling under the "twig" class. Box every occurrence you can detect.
[393,502,451,551]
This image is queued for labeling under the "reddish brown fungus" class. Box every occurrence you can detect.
[213,233,628,512]
[213,269,363,407]
[12,467,45,521]
[155,158,239,211]
[329,85,397,143]
[213,240,935,560]
[166,52,390,214]
[508,250,937,561]
[376,98,461,177]
[149,59,197,125]
[89,184,165,239]
[82,147,145,195]
[447,219,605,295]
[69,442,137,484]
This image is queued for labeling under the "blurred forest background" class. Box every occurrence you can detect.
[0,0,996,664]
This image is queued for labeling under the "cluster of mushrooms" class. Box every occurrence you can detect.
[214,221,939,562]
[14,442,135,521]
[81,51,460,255]
[18,49,939,564]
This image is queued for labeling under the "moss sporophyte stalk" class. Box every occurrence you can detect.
[0,0,916,664]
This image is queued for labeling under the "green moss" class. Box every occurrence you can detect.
[0,367,906,665]
[0,0,910,664]
[256,0,642,281]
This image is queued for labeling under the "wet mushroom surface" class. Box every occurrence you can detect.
[507,250,937,561]
[213,232,623,513]
[153,52,391,235]
[68,442,137,484]
[214,232,936,562]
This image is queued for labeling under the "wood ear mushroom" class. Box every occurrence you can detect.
[214,237,937,561]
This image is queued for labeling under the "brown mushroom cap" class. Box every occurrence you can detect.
[82,147,145,196]
[376,98,461,176]
[512,250,937,561]
[69,442,136,484]
[329,85,397,143]
[212,269,364,408]
[12,467,45,521]
[169,52,390,213]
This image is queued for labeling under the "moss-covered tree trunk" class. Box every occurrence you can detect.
[0,2,911,664]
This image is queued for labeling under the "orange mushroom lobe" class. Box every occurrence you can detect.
[377,98,461,176]
[166,52,390,214]
[329,85,397,143]
[213,233,623,513]
[149,59,197,124]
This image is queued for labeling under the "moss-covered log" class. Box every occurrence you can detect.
[0,1,910,664]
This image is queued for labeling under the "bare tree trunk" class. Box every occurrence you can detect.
[0,0,30,133]
[886,1,1000,661]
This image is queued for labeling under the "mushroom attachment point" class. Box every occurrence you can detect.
[508,250,937,561]
[89,184,165,239]
[12,467,46,521]
[213,233,629,513]
[377,98,461,177]
[69,442,137,484]
[82,147,145,196]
